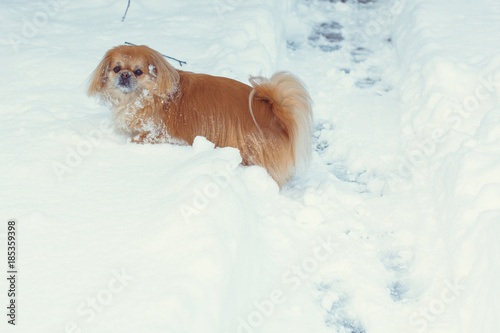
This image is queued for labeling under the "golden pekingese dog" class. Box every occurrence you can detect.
[87,45,313,187]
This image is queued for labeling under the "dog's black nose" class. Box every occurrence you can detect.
[121,72,131,79]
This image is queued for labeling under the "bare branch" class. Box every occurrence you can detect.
[124,42,187,67]
[122,0,131,22]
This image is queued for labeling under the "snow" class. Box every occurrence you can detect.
[1,0,500,332]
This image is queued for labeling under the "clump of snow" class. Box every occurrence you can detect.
[192,136,216,153]
[148,64,156,77]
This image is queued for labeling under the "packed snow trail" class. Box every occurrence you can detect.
[1,0,499,332]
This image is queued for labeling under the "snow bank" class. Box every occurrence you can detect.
[392,1,500,332]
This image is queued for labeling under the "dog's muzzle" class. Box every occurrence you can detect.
[117,72,134,92]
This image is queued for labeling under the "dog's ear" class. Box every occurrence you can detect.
[87,50,112,97]
[147,48,180,96]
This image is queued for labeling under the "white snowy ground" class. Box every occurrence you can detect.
[1,0,499,332]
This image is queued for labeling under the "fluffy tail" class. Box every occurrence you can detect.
[249,72,313,185]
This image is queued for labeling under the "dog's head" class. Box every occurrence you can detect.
[87,45,180,101]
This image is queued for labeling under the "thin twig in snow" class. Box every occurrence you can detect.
[122,0,131,22]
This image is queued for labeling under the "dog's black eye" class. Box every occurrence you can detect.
[113,66,121,73]
[134,69,143,76]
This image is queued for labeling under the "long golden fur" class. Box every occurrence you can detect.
[88,45,313,187]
